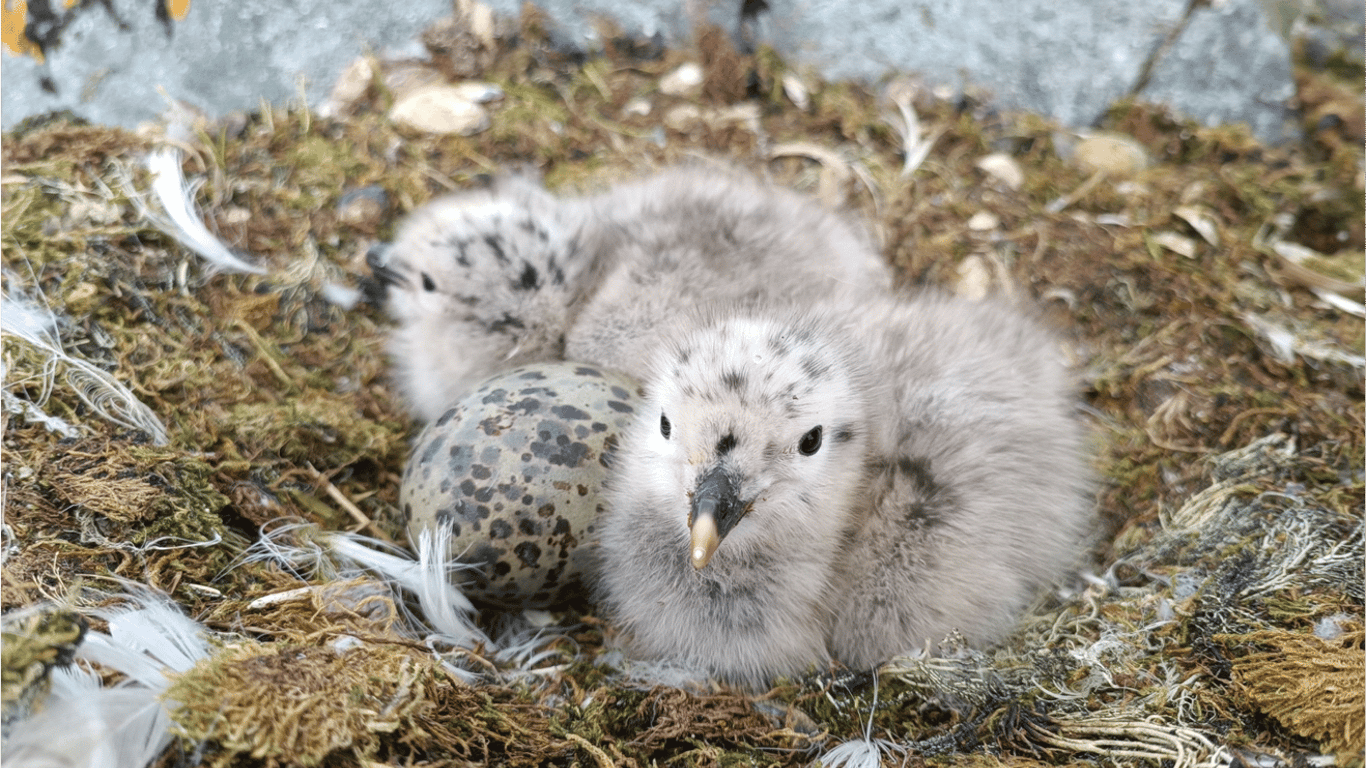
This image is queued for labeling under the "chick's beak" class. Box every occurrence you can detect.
[365,243,404,288]
[687,464,749,569]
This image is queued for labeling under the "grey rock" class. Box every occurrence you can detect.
[1143,0,1300,144]
[489,0,1303,143]
[2,0,1305,144]
[761,0,1180,131]
[1,0,447,130]
[1285,0,1365,67]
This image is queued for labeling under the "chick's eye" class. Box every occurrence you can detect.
[421,273,436,292]
[660,413,672,439]
[798,425,823,456]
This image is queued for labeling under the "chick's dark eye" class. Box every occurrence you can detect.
[421,273,436,292]
[798,425,823,456]
[660,413,672,439]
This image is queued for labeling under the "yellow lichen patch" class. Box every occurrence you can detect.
[1221,626,1366,761]
[2,0,42,61]
[164,0,190,22]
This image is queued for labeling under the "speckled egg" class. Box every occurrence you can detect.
[401,361,641,609]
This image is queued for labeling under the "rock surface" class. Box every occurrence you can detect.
[0,0,1339,142]
[1,0,449,129]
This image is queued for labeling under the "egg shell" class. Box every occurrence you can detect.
[401,361,640,609]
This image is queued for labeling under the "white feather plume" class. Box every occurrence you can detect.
[4,594,211,768]
[141,146,266,275]
[816,674,908,768]
[242,522,489,651]
[1,292,169,445]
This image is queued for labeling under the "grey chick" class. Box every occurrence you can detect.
[561,168,891,378]
[594,293,1092,690]
[369,166,891,419]
[368,174,595,421]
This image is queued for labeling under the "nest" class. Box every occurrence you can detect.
[2,8,1362,768]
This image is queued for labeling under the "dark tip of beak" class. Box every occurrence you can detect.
[688,464,749,569]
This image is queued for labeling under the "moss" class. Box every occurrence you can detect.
[0,609,87,735]
[166,640,445,767]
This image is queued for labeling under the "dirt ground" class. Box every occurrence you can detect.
[2,10,1362,768]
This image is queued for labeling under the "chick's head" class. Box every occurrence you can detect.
[639,310,874,569]
[368,178,589,419]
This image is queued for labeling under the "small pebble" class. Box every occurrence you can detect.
[390,84,490,135]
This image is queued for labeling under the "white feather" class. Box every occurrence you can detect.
[241,522,488,651]
[143,146,266,275]
[320,282,361,309]
[4,594,210,768]
[240,523,580,681]
[1,293,169,445]
[409,527,484,647]
[816,675,908,768]
[87,599,212,680]
[0,388,81,439]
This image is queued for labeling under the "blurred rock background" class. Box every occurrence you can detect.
[2,0,1361,142]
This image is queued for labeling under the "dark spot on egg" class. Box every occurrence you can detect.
[515,542,542,568]
[420,435,446,465]
[552,404,591,420]
[489,519,512,539]
[600,434,620,468]
[447,443,472,471]
[507,397,541,415]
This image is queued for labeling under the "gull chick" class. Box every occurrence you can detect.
[368,175,594,421]
[369,166,890,420]
[595,294,1092,689]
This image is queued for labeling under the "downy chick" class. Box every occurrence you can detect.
[594,294,1092,689]
[369,166,891,419]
